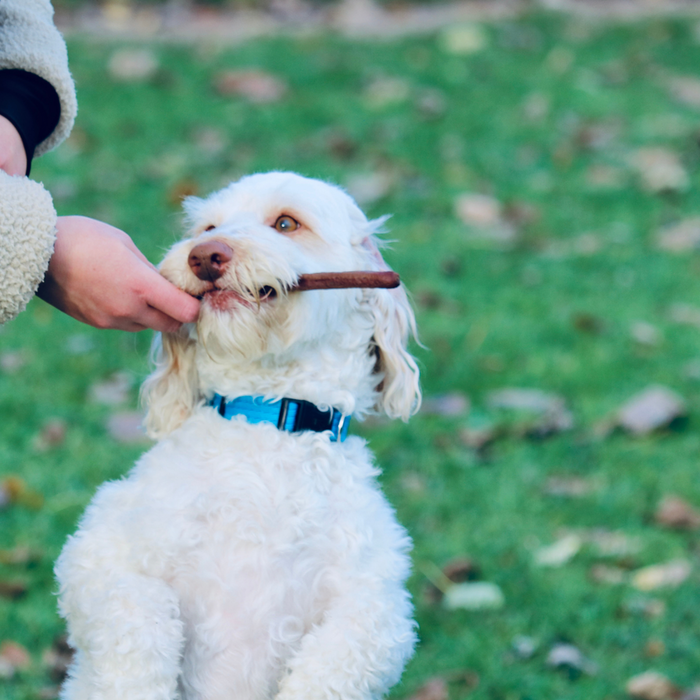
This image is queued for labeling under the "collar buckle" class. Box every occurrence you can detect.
[210,394,350,442]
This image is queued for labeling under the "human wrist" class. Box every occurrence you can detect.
[0,115,27,177]
[0,69,61,175]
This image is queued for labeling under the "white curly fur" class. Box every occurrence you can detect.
[55,172,421,700]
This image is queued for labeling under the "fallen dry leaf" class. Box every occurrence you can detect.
[511,635,539,659]
[0,641,30,678]
[89,372,132,405]
[667,303,700,327]
[683,359,700,380]
[546,46,574,74]
[534,534,582,567]
[400,471,426,495]
[65,334,94,355]
[586,163,626,190]
[544,233,603,260]
[421,393,470,417]
[644,639,665,658]
[546,643,598,676]
[168,180,199,205]
[443,581,505,611]
[572,311,605,335]
[572,232,602,256]
[655,218,700,253]
[522,92,550,121]
[453,193,518,245]
[0,546,41,566]
[108,48,159,81]
[331,0,384,31]
[442,557,481,584]
[626,670,682,700]
[192,127,227,155]
[454,192,502,227]
[406,678,448,700]
[575,120,622,151]
[33,419,67,451]
[459,424,500,451]
[344,171,394,205]
[590,564,626,585]
[655,495,700,530]
[0,641,30,669]
[587,529,641,559]
[632,147,688,193]
[503,201,540,227]
[0,351,26,373]
[487,388,563,414]
[624,597,667,619]
[631,560,692,591]
[0,476,43,510]
[415,89,447,120]
[106,412,150,444]
[324,130,358,161]
[42,636,74,683]
[616,386,686,435]
[0,579,27,599]
[667,74,700,108]
[486,388,574,437]
[543,475,598,498]
[631,322,663,347]
[364,76,411,108]
[439,23,489,55]
[214,70,287,104]
[424,557,482,604]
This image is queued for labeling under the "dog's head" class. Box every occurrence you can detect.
[142,172,420,439]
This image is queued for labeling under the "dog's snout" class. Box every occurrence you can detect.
[188,241,233,281]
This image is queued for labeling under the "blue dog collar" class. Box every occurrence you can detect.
[208,394,351,442]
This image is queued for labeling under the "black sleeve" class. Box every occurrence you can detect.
[0,69,61,176]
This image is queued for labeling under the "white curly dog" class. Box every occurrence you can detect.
[55,172,422,700]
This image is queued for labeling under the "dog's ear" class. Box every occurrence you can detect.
[141,328,199,439]
[358,227,421,421]
[369,283,421,421]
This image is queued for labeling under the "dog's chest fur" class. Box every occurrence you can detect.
[77,408,406,697]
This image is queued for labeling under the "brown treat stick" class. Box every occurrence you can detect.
[292,271,400,291]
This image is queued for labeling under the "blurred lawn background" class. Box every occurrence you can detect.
[3,2,700,699]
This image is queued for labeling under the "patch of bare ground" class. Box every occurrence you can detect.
[55,0,700,42]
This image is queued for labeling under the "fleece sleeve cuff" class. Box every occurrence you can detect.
[0,170,56,324]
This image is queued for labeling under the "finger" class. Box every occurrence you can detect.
[136,305,183,334]
[141,270,200,324]
[123,322,150,333]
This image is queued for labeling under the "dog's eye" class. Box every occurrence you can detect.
[204,225,216,232]
[273,215,300,233]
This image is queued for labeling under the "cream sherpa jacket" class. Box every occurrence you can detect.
[0,0,77,324]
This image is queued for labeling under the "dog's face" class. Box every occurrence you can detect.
[143,172,420,438]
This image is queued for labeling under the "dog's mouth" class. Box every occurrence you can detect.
[193,285,278,307]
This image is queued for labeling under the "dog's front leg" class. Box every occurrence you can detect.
[276,572,416,700]
[55,529,184,700]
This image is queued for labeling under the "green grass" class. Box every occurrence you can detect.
[3,11,700,700]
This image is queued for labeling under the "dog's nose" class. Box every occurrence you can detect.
[188,241,233,281]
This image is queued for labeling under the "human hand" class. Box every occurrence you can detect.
[0,114,27,176]
[37,216,200,332]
